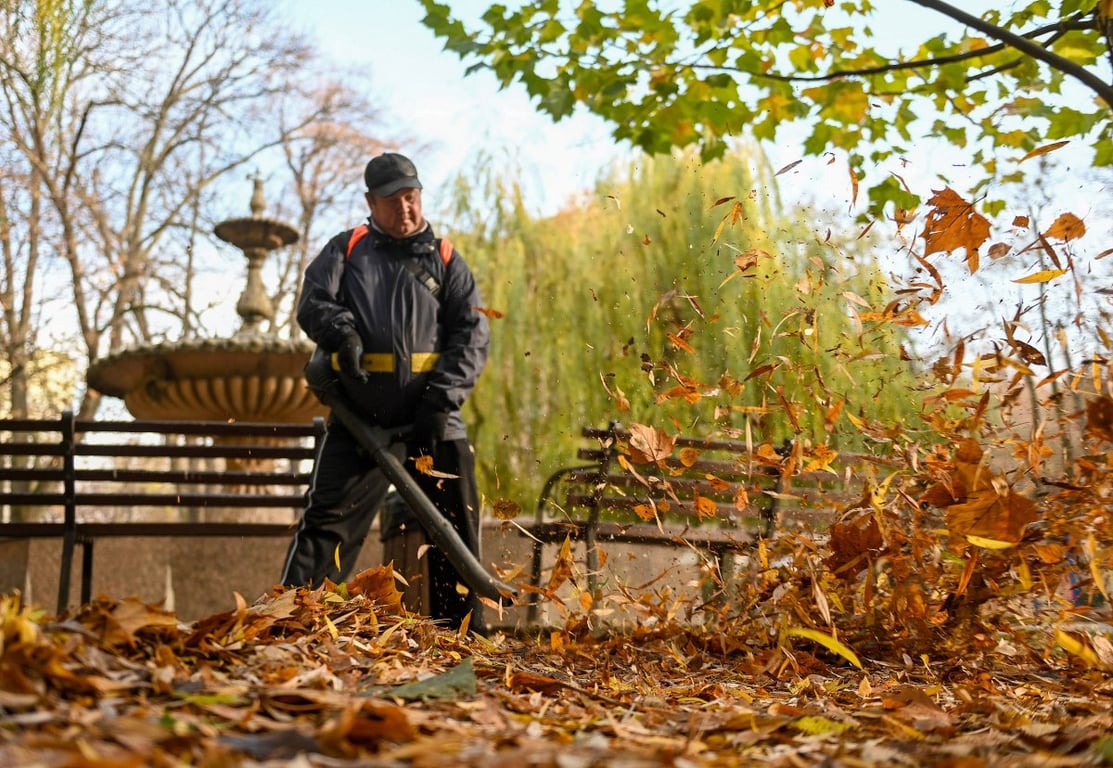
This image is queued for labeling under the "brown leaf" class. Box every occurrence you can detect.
[317,700,414,752]
[492,498,522,520]
[921,187,990,272]
[1085,396,1113,443]
[547,536,575,592]
[508,671,566,694]
[1019,140,1070,163]
[100,598,179,648]
[826,514,883,578]
[348,566,405,615]
[946,487,1038,545]
[626,423,675,464]
[693,492,718,520]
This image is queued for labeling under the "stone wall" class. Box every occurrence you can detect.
[0,521,725,632]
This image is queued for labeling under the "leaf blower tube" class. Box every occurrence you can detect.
[304,351,517,602]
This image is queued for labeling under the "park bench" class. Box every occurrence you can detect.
[0,411,324,614]
[522,423,899,620]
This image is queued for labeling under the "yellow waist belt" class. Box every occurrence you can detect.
[329,352,440,374]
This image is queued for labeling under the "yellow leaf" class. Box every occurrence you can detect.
[1012,268,1066,284]
[792,715,855,735]
[334,543,342,571]
[1056,629,1100,667]
[783,626,863,669]
[966,535,1015,550]
[1016,558,1033,590]
[1085,535,1112,605]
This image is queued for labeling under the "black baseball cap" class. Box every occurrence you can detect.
[364,152,423,196]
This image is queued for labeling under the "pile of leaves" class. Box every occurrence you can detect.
[2,547,1112,766]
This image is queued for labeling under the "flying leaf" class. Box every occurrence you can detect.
[783,627,863,669]
[348,566,405,614]
[626,423,675,464]
[921,187,990,272]
[547,536,574,591]
[1019,140,1070,162]
[1012,268,1066,284]
[945,485,1038,545]
[492,498,521,520]
[1041,212,1086,242]
[775,159,802,175]
[693,491,717,520]
[1085,396,1113,443]
[1056,630,1100,667]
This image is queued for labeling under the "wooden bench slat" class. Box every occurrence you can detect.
[0,492,305,509]
[1,468,310,486]
[0,522,292,538]
[75,444,316,460]
[522,520,756,550]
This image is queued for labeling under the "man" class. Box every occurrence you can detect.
[281,152,490,628]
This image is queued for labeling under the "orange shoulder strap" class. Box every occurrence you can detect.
[345,224,369,257]
[346,225,452,266]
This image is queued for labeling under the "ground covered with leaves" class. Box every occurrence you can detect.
[2,543,1111,767]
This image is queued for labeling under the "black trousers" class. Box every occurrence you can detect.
[281,415,481,627]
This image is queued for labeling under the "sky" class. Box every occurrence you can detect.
[284,0,622,217]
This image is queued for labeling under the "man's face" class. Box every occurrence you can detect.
[367,187,425,239]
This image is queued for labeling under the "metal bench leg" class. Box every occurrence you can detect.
[585,522,600,604]
[526,538,544,625]
[80,538,94,605]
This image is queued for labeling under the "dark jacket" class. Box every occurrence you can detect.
[296,221,489,438]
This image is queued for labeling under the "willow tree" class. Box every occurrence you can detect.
[447,147,927,507]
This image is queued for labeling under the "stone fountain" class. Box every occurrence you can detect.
[87,179,325,424]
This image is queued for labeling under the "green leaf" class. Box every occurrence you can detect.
[419,0,1106,199]
[385,658,478,701]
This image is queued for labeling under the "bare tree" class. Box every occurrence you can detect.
[267,79,404,340]
[0,0,335,419]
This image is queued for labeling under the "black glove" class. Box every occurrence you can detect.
[337,332,368,382]
[411,408,449,455]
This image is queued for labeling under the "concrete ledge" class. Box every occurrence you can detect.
[1,521,732,630]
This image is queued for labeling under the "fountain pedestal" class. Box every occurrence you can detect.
[88,178,325,425]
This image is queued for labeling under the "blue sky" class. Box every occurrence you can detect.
[285,0,620,216]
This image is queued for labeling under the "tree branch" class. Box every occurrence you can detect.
[730,18,1083,84]
[907,0,1113,110]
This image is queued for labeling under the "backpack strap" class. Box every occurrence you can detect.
[343,225,453,299]
[344,225,453,265]
[346,224,369,257]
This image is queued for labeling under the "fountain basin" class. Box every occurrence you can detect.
[87,336,326,423]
